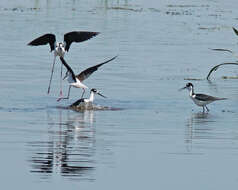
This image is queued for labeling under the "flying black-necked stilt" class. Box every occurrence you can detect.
[180,83,227,112]
[57,55,117,101]
[70,88,106,107]
[28,31,99,96]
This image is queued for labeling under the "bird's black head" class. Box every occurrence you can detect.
[186,83,193,88]
[91,88,97,93]
[90,88,107,98]
[179,82,194,91]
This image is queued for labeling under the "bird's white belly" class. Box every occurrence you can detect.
[70,80,88,89]
[190,96,212,106]
[83,99,90,103]
[54,48,65,57]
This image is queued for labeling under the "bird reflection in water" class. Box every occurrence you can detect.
[185,112,213,152]
[28,109,96,181]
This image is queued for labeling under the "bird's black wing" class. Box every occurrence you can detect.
[195,94,214,101]
[206,62,238,80]
[195,94,221,101]
[70,99,85,107]
[28,33,56,52]
[210,48,233,54]
[64,31,99,51]
[233,27,238,36]
[60,57,76,82]
[76,56,117,82]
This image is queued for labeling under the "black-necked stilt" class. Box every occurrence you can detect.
[57,55,117,101]
[180,83,227,112]
[28,31,99,96]
[70,88,106,107]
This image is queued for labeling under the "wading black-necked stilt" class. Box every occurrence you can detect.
[70,88,106,107]
[180,83,227,112]
[57,55,117,101]
[28,31,99,96]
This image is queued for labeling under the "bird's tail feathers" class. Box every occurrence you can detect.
[215,97,227,101]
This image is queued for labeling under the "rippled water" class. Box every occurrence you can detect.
[1,0,238,189]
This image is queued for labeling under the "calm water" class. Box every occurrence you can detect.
[1,0,238,189]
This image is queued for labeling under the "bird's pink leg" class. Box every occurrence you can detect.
[57,86,71,102]
[47,56,56,94]
[59,62,63,97]
[81,88,85,98]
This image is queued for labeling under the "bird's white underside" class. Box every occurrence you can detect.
[190,95,213,107]
[70,78,88,89]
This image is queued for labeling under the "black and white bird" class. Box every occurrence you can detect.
[58,55,117,101]
[180,83,227,112]
[28,31,99,96]
[70,88,106,107]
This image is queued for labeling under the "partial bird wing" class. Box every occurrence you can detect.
[76,56,117,82]
[233,27,238,36]
[60,57,76,82]
[195,94,227,101]
[210,48,233,54]
[64,31,99,51]
[210,48,238,59]
[70,98,85,107]
[28,33,56,52]
[206,62,238,80]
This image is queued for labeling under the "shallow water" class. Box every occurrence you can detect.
[1,0,238,189]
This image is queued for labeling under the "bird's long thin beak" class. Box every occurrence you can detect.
[179,86,186,91]
[97,92,107,98]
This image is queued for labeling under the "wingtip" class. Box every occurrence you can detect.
[233,27,238,35]
[112,55,118,59]
[91,31,100,37]
[107,55,118,62]
[210,48,232,53]
[219,97,228,101]
[27,41,36,46]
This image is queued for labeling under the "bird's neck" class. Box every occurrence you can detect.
[89,92,95,102]
[55,43,65,56]
[189,87,195,97]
